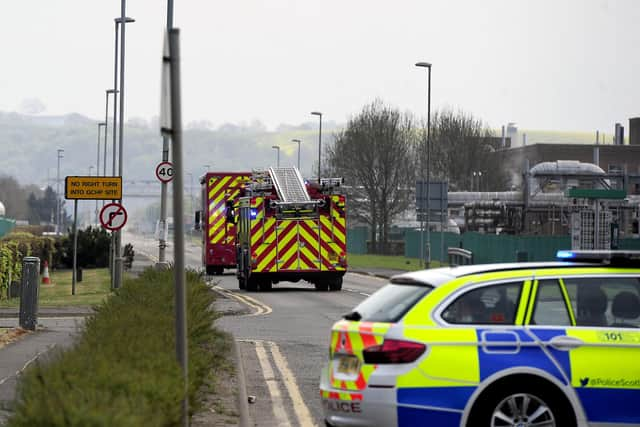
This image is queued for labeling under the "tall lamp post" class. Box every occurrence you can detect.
[56,149,64,234]
[113,6,135,290]
[96,122,106,221]
[311,111,322,182]
[415,61,432,268]
[272,145,280,167]
[292,139,301,170]
[104,89,117,179]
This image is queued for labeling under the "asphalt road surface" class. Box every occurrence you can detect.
[125,231,389,427]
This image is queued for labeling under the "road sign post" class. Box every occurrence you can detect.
[65,176,124,296]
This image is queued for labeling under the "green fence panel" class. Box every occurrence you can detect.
[618,238,640,250]
[404,230,462,262]
[0,218,16,239]
[347,226,368,255]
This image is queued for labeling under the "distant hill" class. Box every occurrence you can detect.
[0,111,339,187]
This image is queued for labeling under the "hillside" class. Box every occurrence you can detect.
[0,111,338,188]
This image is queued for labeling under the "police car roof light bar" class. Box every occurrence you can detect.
[556,250,640,265]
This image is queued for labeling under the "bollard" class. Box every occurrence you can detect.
[19,257,40,331]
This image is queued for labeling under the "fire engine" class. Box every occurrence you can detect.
[235,167,347,291]
[198,172,251,275]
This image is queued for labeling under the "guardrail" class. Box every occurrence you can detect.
[448,247,473,266]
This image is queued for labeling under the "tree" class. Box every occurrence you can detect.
[327,100,416,254]
[419,109,508,191]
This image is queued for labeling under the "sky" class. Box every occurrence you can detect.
[3,0,639,133]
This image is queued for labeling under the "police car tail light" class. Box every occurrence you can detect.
[362,339,426,364]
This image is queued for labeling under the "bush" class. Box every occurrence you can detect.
[54,226,111,269]
[8,268,226,427]
[0,232,56,299]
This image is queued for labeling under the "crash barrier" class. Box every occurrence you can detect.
[19,256,40,330]
[448,247,474,266]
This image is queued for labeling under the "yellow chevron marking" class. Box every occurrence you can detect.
[208,175,233,200]
[257,251,276,272]
[211,227,225,244]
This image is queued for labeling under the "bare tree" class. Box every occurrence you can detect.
[417,109,508,191]
[327,100,415,254]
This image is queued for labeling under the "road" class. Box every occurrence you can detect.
[125,231,389,426]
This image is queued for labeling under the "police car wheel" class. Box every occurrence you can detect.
[471,383,575,427]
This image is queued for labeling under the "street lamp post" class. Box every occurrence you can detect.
[96,122,106,221]
[56,149,64,234]
[272,145,280,168]
[292,139,301,170]
[104,89,117,180]
[311,111,322,182]
[113,5,135,290]
[415,61,432,268]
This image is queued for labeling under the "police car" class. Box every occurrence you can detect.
[320,251,640,427]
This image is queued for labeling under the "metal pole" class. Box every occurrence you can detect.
[114,0,129,290]
[318,115,322,182]
[56,151,61,234]
[426,65,431,268]
[111,21,120,290]
[159,0,174,266]
[104,91,110,180]
[168,28,189,427]
[72,200,78,296]
[292,139,301,170]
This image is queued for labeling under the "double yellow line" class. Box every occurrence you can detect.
[210,285,273,316]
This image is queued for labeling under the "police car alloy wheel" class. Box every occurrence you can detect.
[490,393,554,427]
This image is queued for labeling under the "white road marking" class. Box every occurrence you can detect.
[359,292,371,297]
[211,285,273,316]
[269,342,316,427]
[254,340,292,427]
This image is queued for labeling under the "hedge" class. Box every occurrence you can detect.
[0,232,55,300]
[7,268,228,427]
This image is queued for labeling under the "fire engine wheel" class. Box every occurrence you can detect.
[328,277,343,291]
[246,277,259,292]
[214,267,224,275]
[315,282,329,291]
[238,277,246,290]
[259,280,272,292]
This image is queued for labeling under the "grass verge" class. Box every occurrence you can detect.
[347,253,444,271]
[7,268,230,427]
[0,268,112,308]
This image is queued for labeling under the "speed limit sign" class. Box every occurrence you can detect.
[156,162,174,183]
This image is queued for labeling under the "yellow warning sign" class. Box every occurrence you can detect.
[65,176,122,200]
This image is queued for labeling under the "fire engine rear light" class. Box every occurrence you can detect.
[362,339,426,364]
[251,258,258,268]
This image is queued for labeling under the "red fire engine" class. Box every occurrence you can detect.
[235,167,347,291]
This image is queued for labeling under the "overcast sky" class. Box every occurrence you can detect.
[3,0,638,132]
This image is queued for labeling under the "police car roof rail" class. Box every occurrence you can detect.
[556,250,640,266]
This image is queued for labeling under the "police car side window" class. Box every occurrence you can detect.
[442,282,522,325]
[531,279,571,326]
[564,277,640,328]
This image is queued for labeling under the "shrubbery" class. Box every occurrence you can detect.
[54,226,111,269]
[8,268,228,426]
[0,232,55,299]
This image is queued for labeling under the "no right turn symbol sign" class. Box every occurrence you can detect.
[99,203,128,231]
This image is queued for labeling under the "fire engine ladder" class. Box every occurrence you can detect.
[269,167,311,203]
